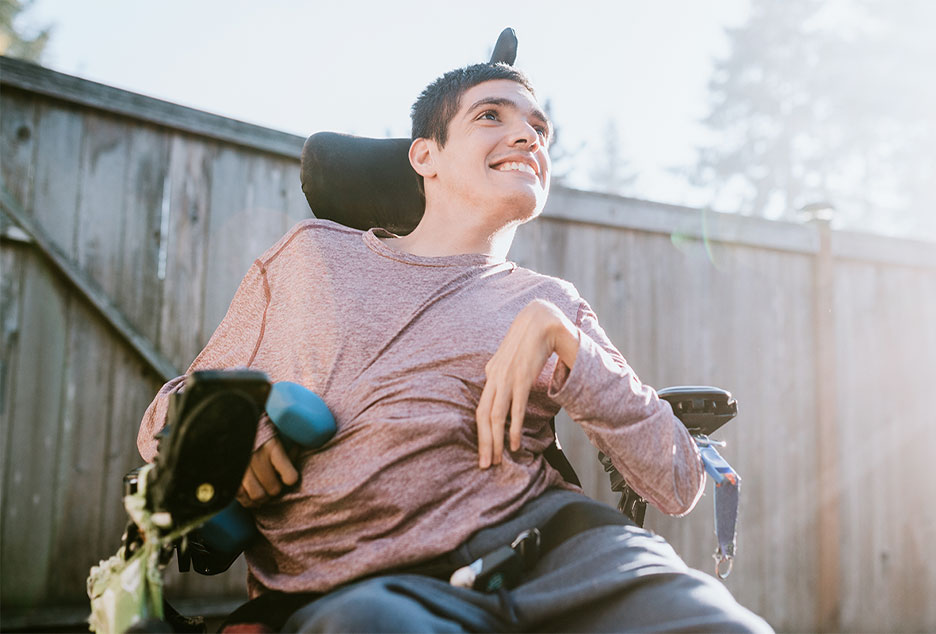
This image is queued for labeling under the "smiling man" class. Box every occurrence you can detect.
[139,63,770,632]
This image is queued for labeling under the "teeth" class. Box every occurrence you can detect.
[495,161,536,176]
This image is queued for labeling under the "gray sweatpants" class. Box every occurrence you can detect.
[283,490,772,633]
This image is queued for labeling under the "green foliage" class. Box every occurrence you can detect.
[0,0,51,63]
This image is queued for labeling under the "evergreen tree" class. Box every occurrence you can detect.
[0,0,51,63]
[542,97,581,188]
[589,119,637,196]
[693,0,935,238]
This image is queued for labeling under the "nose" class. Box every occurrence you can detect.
[508,119,542,151]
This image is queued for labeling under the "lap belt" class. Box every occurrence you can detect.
[221,501,631,629]
[449,501,632,592]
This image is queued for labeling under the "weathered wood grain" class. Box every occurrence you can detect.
[0,253,68,604]
[31,100,84,253]
[48,302,115,599]
[0,90,37,229]
[1,56,305,160]
[45,110,129,600]
[158,134,214,369]
[0,242,25,530]
[120,122,171,344]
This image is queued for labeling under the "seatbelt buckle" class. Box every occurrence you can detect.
[695,436,738,486]
[449,528,541,592]
[449,545,521,592]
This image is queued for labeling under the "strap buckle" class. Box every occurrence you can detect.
[449,527,542,592]
[695,434,741,580]
[714,549,734,580]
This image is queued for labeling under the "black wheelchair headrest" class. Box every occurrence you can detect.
[301,133,423,234]
[299,28,519,235]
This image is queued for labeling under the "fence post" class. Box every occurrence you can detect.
[811,218,840,632]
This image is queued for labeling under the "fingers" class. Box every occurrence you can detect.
[250,448,284,497]
[509,386,529,452]
[476,383,495,469]
[488,386,511,465]
[238,467,267,507]
[237,436,299,507]
[268,439,299,486]
[476,300,567,469]
[477,364,531,468]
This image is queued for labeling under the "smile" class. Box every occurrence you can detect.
[492,161,538,177]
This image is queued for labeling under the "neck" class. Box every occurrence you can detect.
[383,200,521,260]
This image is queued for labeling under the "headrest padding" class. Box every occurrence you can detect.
[300,132,425,234]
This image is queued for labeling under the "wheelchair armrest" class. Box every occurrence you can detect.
[657,386,737,436]
[599,386,739,527]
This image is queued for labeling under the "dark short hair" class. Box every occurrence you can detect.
[411,63,536,147]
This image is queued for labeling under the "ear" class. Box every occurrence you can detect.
[408,138,438,178]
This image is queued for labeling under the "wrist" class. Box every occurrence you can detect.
[550,316,580,370]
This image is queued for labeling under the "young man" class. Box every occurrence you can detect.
[139,63,770,632]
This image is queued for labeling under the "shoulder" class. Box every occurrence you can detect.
[506,264,585,315]
[257,218,363,269]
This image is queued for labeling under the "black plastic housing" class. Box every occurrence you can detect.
[657,386,738,436]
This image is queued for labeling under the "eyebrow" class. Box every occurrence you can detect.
[465,97,553,134]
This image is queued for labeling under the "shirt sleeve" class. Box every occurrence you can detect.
[547,300,705,516]
[137,260,277,462]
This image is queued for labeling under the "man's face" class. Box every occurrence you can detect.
[429,79,552,223]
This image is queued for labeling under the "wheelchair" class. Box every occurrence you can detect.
[87,28,742,634]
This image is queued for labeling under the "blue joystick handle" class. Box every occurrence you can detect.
[192,382,335,569]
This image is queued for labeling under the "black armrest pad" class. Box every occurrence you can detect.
[658,386,738,436]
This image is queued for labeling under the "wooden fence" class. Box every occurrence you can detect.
[2,56,934,632]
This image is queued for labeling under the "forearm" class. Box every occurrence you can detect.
[549,315,704,516]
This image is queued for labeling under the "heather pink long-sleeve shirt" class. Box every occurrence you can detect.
[138,219,704,595]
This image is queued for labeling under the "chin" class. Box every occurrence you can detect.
[499,189,545,224]
[499,193,546,223]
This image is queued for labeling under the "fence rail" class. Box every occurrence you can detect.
[2,56,934,632]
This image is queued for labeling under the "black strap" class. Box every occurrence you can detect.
[450,499,633,592]
[222,500,633,628]
[543,418,582,488]
[536,501,633,556]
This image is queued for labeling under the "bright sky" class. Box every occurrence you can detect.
[20,0,749,206]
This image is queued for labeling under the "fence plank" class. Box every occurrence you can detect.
[100,349,162,561]
[0,90,37,230]
[46,111,130,600]
[48,304,116,600]
[0,91,36,197]
[32,100,84,253]
[0,253,69,605]
[0,242,25,532]
[158,134,213,369]
[200,145,252,343]
[119,123,171,344]
[835,261,936,632]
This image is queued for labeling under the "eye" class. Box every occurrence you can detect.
[477,109,499,121]
[534,125,551,145]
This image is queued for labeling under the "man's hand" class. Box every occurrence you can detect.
[236,434,299,508]
[476,299,579,469]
